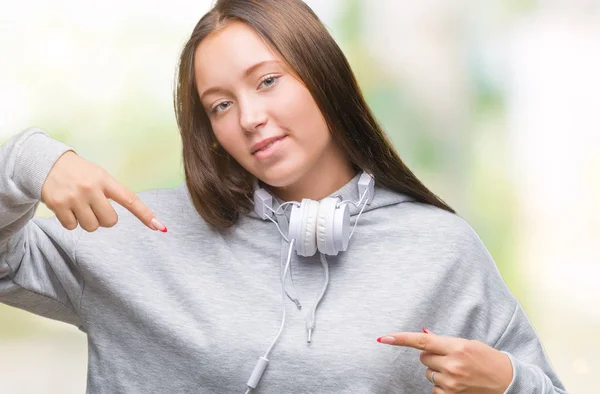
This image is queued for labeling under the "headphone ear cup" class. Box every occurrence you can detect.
[332,203,350,253]
[289,199,319,256]
[300,199,319,256]
[316,198,339,255]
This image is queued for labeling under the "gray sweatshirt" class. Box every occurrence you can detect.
[1,128,567,393]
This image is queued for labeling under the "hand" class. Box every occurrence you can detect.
[41,151,167,233]
[377,329,513,393]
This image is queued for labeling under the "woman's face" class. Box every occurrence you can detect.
[194,21,348,191]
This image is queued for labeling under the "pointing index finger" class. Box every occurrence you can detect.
[104,178,165,232]
[377,332,448,355]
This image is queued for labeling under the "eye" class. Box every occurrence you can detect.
[212,101,231,113]
[259,75,279,89]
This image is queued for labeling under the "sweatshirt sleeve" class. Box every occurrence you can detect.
[496,304,568,394]
[0,127,85,328]
[452,216,568,394]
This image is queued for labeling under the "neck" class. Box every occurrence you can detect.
[271,145,357,202]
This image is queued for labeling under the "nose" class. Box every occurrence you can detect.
[239,97,267,133]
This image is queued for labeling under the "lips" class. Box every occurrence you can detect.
[251,135,286,154]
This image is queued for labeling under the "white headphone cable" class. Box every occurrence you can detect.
[245,238,296,394]
[348,190,369,240]
[305,252,330,343]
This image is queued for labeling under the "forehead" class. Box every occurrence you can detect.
[194,21,279,87]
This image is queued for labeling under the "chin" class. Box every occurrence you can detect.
[254,161,306,189]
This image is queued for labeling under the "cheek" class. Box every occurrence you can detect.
[276,83,329,143]
[212,119,243,153]
[211,130,252,170]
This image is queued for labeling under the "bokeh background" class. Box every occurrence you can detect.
[1,0,598,392]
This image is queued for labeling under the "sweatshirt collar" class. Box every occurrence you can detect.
[246,171,414,221]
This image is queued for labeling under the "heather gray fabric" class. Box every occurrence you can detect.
[1,128,567,393]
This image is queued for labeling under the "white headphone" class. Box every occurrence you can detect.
[252,171,375,256]
[244,171,375,393]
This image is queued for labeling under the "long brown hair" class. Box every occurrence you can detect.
[174,0,455,229]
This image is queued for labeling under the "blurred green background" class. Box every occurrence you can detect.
[1,0,598,392]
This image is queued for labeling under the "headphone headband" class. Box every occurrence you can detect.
[253,171,374,256]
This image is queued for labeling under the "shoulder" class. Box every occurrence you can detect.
[404,201,509,284]
[377,200,483,251]
[372,199,501,275]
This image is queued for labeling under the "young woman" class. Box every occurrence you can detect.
[0,0,566,393]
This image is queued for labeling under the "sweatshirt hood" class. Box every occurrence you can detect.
[245,171,415,222]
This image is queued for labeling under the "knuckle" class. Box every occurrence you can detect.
[60,219,78,230]
[445,378,459,392]
[417,336,428,350]
[86,224,99,232]
[95,169,109,185]
[94,166,106,177]
[79,181,95,193]
[102,215,118,228]
[80,221,100,232]
[446,361,460,375]
[46,193,70,208]
[53,200,67,209]
[468,339,481,349]
[45,195,62,208]
[455,340,470,355]
[64,192,79,204]
[126,192,138,207]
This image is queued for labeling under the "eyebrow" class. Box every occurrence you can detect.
[199,59,282,101]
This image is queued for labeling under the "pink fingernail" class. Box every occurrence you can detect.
[151,218,167,232]
[423,328,430,334]
[376,336,396,345]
